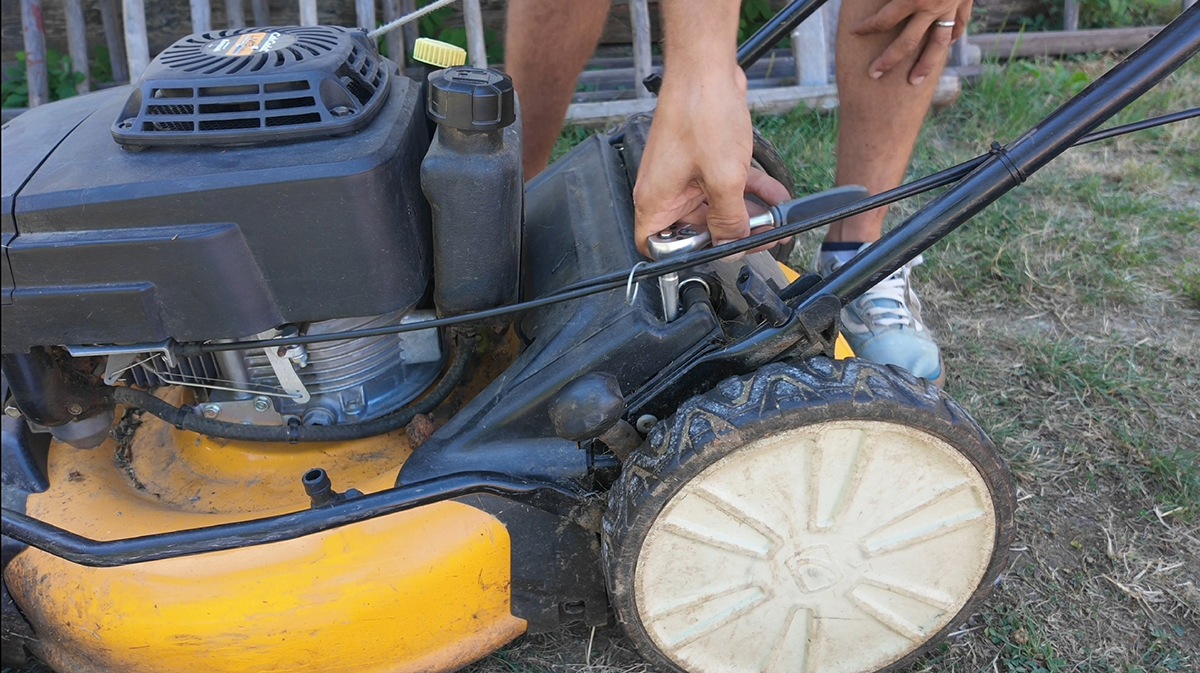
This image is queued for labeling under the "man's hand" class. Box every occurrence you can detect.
[634,66,764,256]
[852,0,973,85]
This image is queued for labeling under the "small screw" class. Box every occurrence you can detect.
[4,404,21,418]
[635,414,658,434]
[201,403,221,419]
[331,105,353,117]
[253,397,271,412]
[118,118,135,129]
[67,403,84,416]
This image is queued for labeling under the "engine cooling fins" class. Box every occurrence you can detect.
[112,25,392,147]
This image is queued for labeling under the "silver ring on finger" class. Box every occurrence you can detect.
[934,19,956,28]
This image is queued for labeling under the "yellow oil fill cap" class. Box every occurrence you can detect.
[412,38,467,68]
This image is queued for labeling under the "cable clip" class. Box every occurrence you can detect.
[990,141,1028,184]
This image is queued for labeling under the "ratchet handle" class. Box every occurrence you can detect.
[646,208,779,261]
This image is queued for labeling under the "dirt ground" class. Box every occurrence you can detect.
[461,56,1199,673]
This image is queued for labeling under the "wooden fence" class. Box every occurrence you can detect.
[13,0,1197,122]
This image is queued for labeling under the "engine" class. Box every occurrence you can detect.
[1,26,520,445]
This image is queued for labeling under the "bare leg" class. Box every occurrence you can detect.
[506,0,612,178]
[825,0,949,242]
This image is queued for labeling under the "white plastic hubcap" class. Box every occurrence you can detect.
[634,420,996,673]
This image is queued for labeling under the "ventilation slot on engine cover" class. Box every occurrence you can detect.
[113,25,391,147]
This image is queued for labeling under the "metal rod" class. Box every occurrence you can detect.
[1,473,582,567]
[800,6,1200,310]
[737,0,831,71]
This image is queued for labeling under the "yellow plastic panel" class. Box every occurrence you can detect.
[5,404,526,673]
[777,261,855,359]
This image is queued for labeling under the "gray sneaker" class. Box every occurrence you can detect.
[816,243,945,386]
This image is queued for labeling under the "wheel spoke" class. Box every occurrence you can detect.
[860,484,985,556]
[761,606,816,673]
[809,427,873,532]
[658,586,769,649]
[657,520,771,559]
[692,485,785,552]
[846,585,927,642]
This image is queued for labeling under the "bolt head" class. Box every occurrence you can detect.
[253,397,272,412]
[635,414,658,435]
[4,405,21,419]
[67,403,84,416]
[201,403,221,419]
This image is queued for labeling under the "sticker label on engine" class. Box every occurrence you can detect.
[203,31,296,57]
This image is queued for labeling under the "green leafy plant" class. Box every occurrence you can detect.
[1079,0,1180,29]
[90,45,115,84]
[2,50,85,108]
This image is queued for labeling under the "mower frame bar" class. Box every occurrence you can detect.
[0,472,586,567]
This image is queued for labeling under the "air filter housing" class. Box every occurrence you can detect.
[112,26,391,146]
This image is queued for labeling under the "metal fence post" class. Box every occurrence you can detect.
[299,0,318,27]
[21,0,50,106]
[190,0,212,32]
[463,0,487,68]
[123,0,150,80]
[630,0,653,98]
[65,0,92,94]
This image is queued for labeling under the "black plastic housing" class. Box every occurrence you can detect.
[112,26,390,147]
[1,72,432,353]
[421,70,522,317]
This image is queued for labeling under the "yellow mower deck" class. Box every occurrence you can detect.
[4,394,526,673]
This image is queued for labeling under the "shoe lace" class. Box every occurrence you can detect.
[852,255,924,331]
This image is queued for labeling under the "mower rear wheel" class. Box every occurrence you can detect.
[603,357,1015,673]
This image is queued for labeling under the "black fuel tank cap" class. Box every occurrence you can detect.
[427,67,516,132]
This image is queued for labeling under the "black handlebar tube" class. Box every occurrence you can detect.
[0,473,586,567]
[800,6,1200,312]
[736,0,832,71]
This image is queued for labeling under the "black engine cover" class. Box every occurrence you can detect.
[1,67,432,354]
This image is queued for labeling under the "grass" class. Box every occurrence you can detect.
[483,53,1200,672]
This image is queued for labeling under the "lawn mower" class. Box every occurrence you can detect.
[1,1,1196,672]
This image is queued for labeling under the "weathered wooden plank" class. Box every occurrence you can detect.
[399,0,419,58]
[122,0,149,79]
[251,0,268,26]
[972,26,1162,58]
[629,0,652,98]
[64,0,90,93]
[566,73,961,127]
[791,5,828,87]
[190,0,212,33]
[225,0,245,29]
[463,0,486,68]
[355,0,375,31]
[98,0,128,82]
[21,0,49,106]
[1063,0,1079,32]
[381,0,405,66]
[298,0,318,26]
